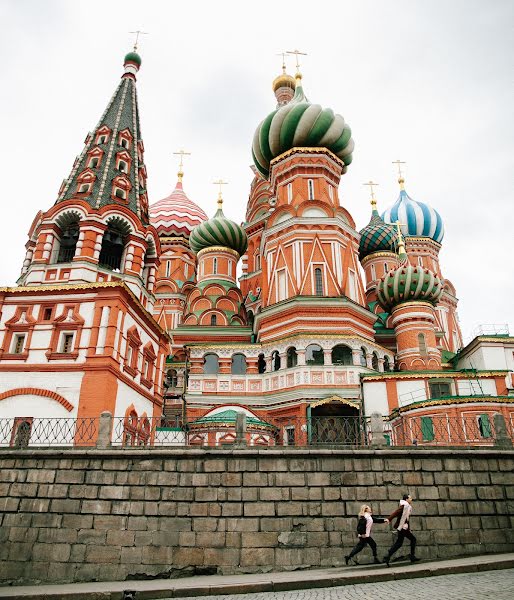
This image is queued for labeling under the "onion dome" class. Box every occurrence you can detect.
[189,197,248,257]
[359,197,398,260]
[124,51,142,67]
[382,178,444,243]
[272,70,295,93]
[150,178,207,238]
[377,264,444,311]
[252,73,354,178]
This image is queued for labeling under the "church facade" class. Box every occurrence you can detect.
[1,49,513,447]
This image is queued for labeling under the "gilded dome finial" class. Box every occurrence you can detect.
[363,180,379,212]
[392,159,406,191]
[213,179,228,212]
[173,149,191,183]
[129,30,148,52]
[394,220,408,262]
[286,48,307,81]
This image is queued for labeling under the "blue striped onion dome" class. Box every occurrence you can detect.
[382,186,444,243]
[377,264,443,311]
[359,208,398,260]
[189,204,248,257]
[252,75,354,178]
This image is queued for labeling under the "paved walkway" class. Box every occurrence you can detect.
[0,553,513,599]
[173,569,514,600]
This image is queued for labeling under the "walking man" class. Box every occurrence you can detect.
[383,494,420,565]
[345,504,389,565]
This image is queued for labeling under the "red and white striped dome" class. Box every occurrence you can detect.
[150,181,207,237]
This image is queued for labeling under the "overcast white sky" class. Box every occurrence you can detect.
[1,0,512,341]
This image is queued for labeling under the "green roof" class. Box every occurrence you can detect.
[192,410,274,429]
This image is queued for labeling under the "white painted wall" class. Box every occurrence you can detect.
[362,381,389,416]
[397,380,427,406]
[115,380,155,418]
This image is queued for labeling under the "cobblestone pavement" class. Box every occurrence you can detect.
[173,568,514,600]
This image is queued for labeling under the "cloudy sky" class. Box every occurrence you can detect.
[1,0,512,341]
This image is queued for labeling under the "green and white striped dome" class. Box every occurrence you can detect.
[189,203,248,257]
[377,264,443,311]
[252,74,354,178]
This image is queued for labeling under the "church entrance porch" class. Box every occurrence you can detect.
[308,396,365,446]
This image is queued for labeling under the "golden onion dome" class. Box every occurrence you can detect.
[272,71,296,93]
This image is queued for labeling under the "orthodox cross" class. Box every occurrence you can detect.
[392,159,406,180]
[173,149,191,181]
[277,51,288,72]
[129,30,148,51]
[286,49,307,73]
[213,179,228,208]
[363,180,379,204]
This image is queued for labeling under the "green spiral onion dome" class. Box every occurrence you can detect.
[189,203,248,257]
[377,264,443,311]
[252,75,354,178]
[359,208,398,260]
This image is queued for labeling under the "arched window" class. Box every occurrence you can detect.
[418,333,427,355]
[314,268,323,296]
[308,179,314,200]
[306,344,324,365]
[213,258,218,274]
[203,353,219,374]
[287,183,293,202]
[383,356,391,372]
[12,420,31,448]
[286,347,298,368]
[231,353,247,375]
[360,347,367,367]
[56,222,79,263]
[210,314,217,326]
[371,352,379,370]
[166,369,178,388]
[258,353,266,374]
[331,344,352,366]
[99,224,126,271]
[272,350,281,371]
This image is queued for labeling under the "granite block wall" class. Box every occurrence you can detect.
[0,447,513,585]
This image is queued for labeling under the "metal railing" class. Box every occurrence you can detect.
[1,413,511,449]
[265,416,370,447]
[390,413,511,447]
[0,417,98,447]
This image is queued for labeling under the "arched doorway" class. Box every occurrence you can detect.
[309,396,363,445]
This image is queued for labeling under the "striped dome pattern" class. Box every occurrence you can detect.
[252,79,354,178]
[189,207,248,257]
[150,182,207,237]
[382,189,444,243]
[359,211,398,260]
[377,264,443,311]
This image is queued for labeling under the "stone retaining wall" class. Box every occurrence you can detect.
[0,447,513,585]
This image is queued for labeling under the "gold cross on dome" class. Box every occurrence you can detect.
[173,149,191,181]
[392,159,406,179]
[363,180,379,202]
[286,49,307,73]
[129,30,148,51]
[213,179,228,207]
[277,52,288,73]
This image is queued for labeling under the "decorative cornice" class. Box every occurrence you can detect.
[362,370,509,381]
[360,251,398,267]
[310,395,360,409]
[197,246,241,259]
[270,147,344,169]
[396,395,514,413]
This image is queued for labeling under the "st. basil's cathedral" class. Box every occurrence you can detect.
[0,47,513,447]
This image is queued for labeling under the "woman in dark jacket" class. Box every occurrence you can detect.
[345,504,389,565]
